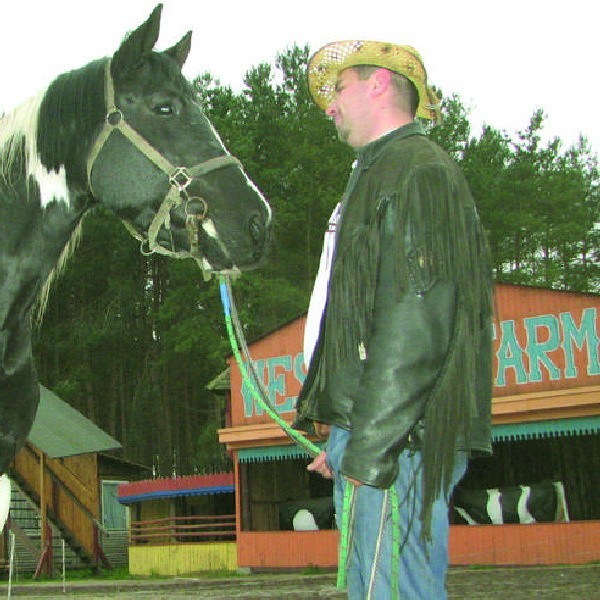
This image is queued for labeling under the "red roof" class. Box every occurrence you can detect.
[118,472,234,503]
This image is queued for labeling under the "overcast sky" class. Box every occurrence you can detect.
[0,0,597,153]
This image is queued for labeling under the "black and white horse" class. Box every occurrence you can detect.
[0,4,271,526]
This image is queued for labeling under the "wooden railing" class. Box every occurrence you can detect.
[130,514,236,545]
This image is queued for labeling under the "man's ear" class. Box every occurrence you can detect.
[370,68,392,98]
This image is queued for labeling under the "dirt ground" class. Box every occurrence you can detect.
[1,564,598,599]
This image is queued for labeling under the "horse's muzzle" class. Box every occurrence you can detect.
[161,202,270,271]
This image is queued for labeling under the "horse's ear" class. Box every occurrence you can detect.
[112,4,163,75]
[165,31,192,68]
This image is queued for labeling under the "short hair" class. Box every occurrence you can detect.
[353,65,419,117]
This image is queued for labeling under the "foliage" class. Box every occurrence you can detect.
[32,45,598,477]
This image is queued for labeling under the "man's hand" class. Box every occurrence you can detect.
[307,451,363,487]
[307,451,333,479]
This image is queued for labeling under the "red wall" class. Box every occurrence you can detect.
[237,522,600,568]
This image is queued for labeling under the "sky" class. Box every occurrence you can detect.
[0,0,597,154]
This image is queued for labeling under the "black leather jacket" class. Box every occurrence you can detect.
[295,122,493,489]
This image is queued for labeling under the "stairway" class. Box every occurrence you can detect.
[5,443,111,577]
[5,479,87,574]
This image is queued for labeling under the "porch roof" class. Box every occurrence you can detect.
[118,472,235,504]
[232,415,600,463]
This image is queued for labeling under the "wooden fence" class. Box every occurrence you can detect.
[130,514,236,545]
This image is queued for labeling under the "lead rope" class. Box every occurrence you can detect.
[218,276,321,458]
[390,486,400,599]
[336,484,400,597]
[218,274,400,596]
[337,482,355,589]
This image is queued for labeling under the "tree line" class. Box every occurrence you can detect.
[32,45,599,476]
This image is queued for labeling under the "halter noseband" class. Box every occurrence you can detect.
[86,59,240,263]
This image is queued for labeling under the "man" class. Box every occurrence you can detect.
[295,41,493,599]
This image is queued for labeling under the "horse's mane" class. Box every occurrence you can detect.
[1,58,108,323]
[0,92,44,185]
[1,58,106,194]
[37,58,106,185]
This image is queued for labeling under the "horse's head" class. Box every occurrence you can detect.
[86,5,271,274]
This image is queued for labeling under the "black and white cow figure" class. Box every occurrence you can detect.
[453,481,569,525]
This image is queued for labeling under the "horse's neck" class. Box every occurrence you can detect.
[0,181,85,329]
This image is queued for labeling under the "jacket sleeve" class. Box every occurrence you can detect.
[341,168,459,488]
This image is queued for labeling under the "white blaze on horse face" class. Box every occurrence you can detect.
[207,121,271,223]
[207,121,227,153]
[245,172,271,222]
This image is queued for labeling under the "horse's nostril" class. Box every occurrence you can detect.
[249,214,263,246]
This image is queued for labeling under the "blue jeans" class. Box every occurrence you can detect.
[327,426,467,600]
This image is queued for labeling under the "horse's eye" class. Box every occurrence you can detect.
[155,104,174,116]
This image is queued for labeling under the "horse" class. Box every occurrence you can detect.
[0,3,271,518]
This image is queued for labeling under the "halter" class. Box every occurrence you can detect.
[86,59,241,263]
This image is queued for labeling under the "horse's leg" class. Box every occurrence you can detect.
[0,321,40,532]
[0,321,40,474]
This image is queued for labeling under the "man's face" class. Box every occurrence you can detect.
[326,68,373,148]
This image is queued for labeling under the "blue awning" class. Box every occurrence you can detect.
[119,486,234,504]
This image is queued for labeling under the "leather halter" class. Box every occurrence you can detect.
[86,59,241,261]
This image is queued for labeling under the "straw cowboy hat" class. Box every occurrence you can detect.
[307,40,442,122]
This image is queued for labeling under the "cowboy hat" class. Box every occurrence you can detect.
[307,40,441,121]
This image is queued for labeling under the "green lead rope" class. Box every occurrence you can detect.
[337,483,400,598]
[218,276,321,458]
[337,482,355,589]
[390,486,400,599]
[219,275,401,597]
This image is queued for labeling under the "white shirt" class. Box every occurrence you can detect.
[303,202,342,368]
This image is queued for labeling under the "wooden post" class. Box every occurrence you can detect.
[34,453,54,579]
[169,499,177,543]
[93,522,112,571]
[40,453,46,553]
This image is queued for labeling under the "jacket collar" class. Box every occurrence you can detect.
[356,121,427,168]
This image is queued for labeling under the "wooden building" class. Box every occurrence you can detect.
[217,283,600,570]
[118,473,236,575]
[3,385,148,576]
